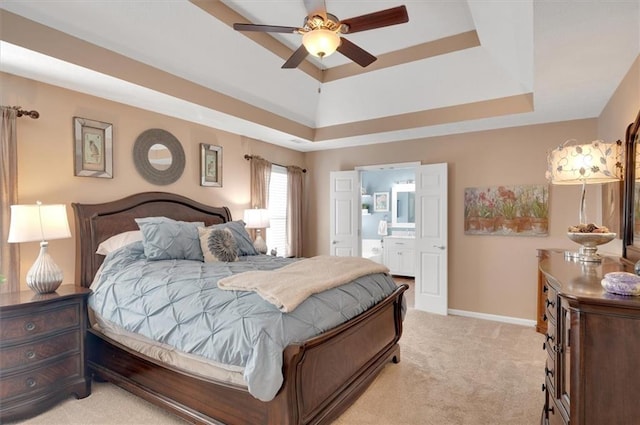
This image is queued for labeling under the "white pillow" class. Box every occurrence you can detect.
[96,230,143,255]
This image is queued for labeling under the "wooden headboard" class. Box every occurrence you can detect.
[72,192,232,288]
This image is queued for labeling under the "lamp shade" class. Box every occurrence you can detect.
[8,203,71,243]
[302,29,340,58]
[243,208,270,229]
[546,139,622,185]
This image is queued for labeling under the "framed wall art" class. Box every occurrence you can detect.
[464,184,549,236]
[74,117,113,178]
[200,143,222,187]
[374,192,389,212]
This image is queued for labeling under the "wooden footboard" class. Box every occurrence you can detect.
[87,284,406,425]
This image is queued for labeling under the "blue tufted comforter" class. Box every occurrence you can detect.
[89,241,400,401]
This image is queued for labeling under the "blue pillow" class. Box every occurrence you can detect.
[208,220,259,256]
[135,217,204,261]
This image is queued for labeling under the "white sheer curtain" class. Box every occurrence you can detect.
[286,166,304,257]
[1,107,20,293]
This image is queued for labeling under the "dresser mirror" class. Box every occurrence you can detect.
[622,110,640,266]
[391,183,415,228]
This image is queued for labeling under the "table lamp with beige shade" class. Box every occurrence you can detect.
[7,202,71,293]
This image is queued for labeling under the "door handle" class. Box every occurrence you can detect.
[433,245,446,250]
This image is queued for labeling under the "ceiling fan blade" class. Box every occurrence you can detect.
[282,45,309,69]
[337,38,377,67]
[233,23,299,34]
[340,5,409,34]
[303,0,327,18]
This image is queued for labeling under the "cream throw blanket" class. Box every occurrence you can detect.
[217,255,389,312]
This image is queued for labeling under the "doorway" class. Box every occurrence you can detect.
[330,162,449,315]
[359,164,417,269]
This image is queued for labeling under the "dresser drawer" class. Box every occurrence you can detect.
[384,237,415,249]
[547,396,566,425]
[544,356,556,397]
[0,304,79,343]
[544,281,558,322]
[544,324,556,358]
[0,331,80,372]
[0,354,81,400]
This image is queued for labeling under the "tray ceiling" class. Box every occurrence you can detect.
[1,1,638,152]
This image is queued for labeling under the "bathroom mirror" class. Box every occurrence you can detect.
[392,183,415,228]
[133,128,185,185]
[622,110,640,266]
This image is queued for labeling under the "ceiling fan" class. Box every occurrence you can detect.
[233,0,409,69]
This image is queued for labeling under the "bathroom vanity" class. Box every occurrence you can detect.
[383,236,415,277]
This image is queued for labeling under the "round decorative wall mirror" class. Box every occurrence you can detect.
[133,129,185,185]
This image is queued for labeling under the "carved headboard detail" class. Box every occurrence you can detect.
[72,192,232,287]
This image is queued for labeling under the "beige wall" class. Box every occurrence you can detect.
[598,55,640,142]
[305,120,605,320]
[597,55,640,240]
[2,72,304,291]
[303,55,639,321]
[4,53,638,319]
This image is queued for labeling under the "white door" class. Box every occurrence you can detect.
[329,171,360,257]
[414,163,448,315]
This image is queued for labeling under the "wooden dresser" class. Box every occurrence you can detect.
[0,285,91,421]
[537,249,640,425]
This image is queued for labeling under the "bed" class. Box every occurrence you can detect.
[72,191,407,425]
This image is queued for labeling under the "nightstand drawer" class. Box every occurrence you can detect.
[0,331,80,372]
[0,355,81,400]
[0,304,79,343]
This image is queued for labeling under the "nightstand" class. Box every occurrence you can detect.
[0,285,92,421]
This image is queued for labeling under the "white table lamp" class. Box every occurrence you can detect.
[243,208,270,254]
[546,139,622,261]
[7,202,71,293]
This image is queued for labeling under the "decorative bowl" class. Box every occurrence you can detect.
[566,232,616,246]
[602,272,640,296]
[566,232,616,262]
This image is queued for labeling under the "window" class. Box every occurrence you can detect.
[266,165,288,257]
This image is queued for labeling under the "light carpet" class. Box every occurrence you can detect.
[13,309,545,425]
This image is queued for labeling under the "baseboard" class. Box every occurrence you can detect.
[448,309,536,328]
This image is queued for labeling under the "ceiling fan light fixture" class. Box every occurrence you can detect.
[302,29,340,58]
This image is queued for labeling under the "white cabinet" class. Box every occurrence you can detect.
[383,237,415,277]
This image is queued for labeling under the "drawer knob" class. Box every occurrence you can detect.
[24,322,36,332]
[545,299,555,308]
[546,333,554,342]
[545,405,555,415]
[25,350,36,360]
[541,383,546,392]
[26,377,37,388]
[545,366,554,377]
[543,285,549,293]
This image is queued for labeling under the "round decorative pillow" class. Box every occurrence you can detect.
[207,228,238,262]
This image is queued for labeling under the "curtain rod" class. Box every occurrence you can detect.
[4,106,40,119]
[244,154,307,173]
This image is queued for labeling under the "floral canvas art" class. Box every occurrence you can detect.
[464,184,549,236]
